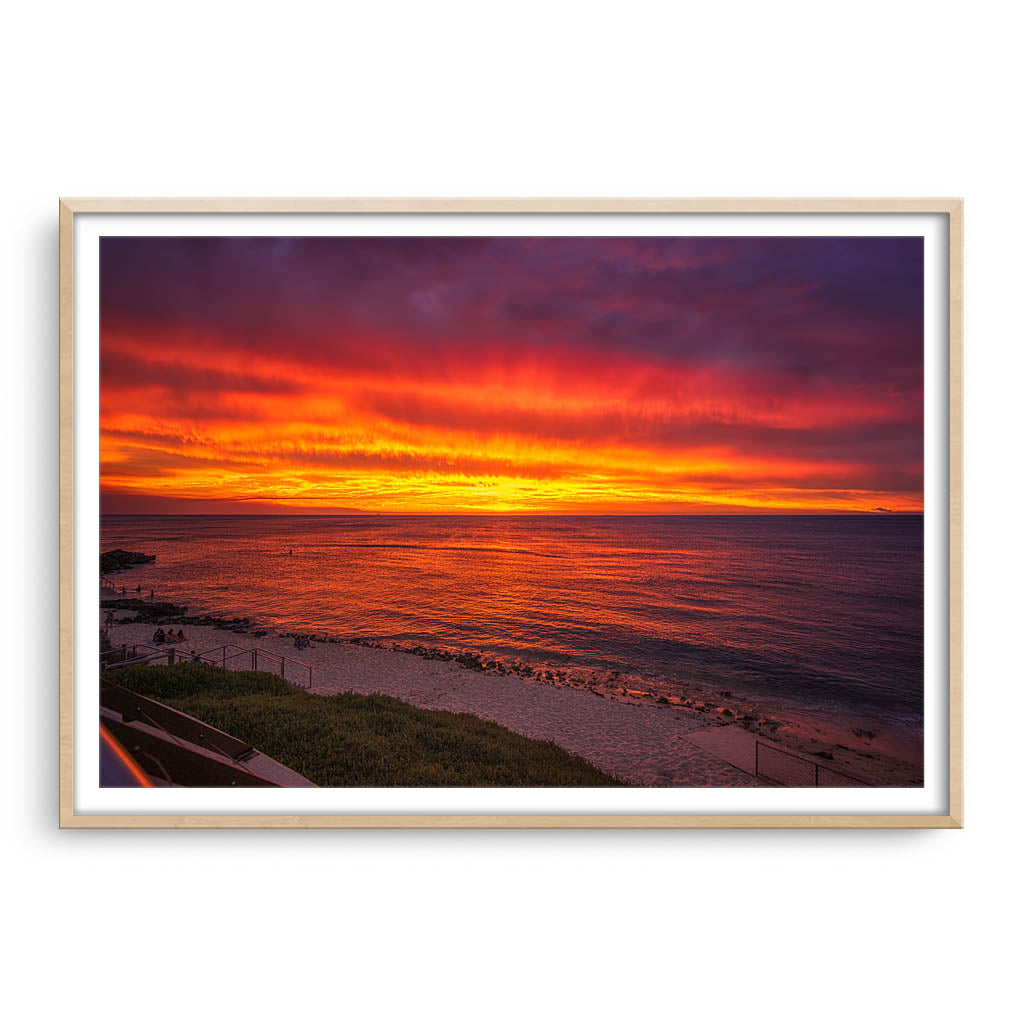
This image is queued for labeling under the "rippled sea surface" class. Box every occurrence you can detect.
[101,514,923,728]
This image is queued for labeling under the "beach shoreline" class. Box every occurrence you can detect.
[102,580,923,787]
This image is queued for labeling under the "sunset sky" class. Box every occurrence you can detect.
[100,235,923,515]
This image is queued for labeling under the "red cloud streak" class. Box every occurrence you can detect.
[100,236,924,514]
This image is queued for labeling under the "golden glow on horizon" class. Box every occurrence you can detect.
[99,328,923,515]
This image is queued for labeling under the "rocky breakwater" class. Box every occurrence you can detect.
[100,549,157,574]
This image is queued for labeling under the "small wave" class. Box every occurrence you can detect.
[324,542,565,559]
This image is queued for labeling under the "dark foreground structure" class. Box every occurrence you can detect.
[100,676,315,787]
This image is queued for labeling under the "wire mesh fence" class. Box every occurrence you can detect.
[815,764,867,788]
[755,741,866,787]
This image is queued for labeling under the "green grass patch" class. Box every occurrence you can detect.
[102,663,627,788]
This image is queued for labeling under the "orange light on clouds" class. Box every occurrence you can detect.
[99,236,924,515]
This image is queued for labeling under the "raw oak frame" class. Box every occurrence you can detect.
[59,197,964,829]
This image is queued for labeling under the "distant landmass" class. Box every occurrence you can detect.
[102,494,366,516]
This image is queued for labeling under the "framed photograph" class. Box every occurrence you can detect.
[59,198,962,828]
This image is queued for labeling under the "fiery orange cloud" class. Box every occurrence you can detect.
[99,236,923,515]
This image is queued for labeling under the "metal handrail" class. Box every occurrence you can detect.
[261,647,312,688]
[102,639,313,689]
[193,643,249,667]
[263,648,313,672]
[181,642,312,689]
[101,641,164,667]
[104,649,176,669]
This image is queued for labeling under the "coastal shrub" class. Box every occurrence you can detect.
[102,663,627,788]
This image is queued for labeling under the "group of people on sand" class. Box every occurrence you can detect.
[152,627,187,645]
[294,634,312,650]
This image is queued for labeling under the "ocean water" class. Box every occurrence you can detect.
[100,514,924,732]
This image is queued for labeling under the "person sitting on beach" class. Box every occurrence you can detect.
[153,628,165,644]
[189,650,201,663]
[176,629,187,642]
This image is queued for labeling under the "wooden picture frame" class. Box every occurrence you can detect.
[60,198,963,828]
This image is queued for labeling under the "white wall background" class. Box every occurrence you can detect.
[2,2,1019,1021]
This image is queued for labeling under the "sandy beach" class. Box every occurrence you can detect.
[106,608,920,787]
[109,619,756,786]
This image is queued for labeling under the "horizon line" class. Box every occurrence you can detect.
[101,510,924,517]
